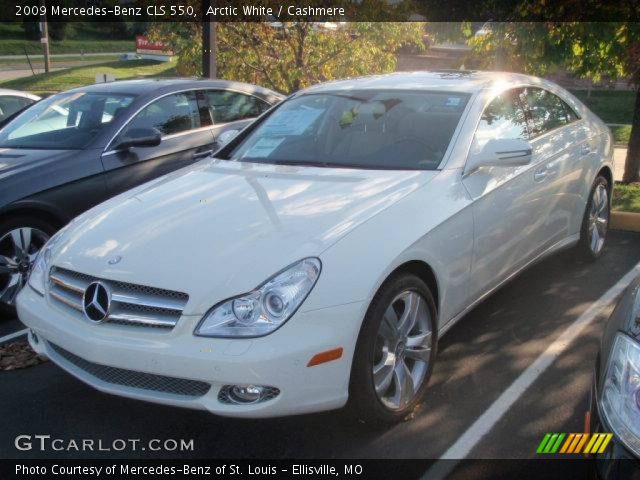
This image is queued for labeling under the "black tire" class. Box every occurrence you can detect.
[577,175,610,261]
[348,273,438,425]
[0,215,58,318]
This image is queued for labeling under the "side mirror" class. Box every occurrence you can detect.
[116,127,161,150]
[465,138,532,174]
[217,129,241,147]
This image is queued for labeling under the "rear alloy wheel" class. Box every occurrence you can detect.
[578,175,610,260]
[0,218,54,316]
[350,273,437,424]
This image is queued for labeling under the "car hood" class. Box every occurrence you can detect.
[0,148,92,206]
[53,159,437,315]
[0,147,76,177]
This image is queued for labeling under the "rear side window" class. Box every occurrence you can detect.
[473,88,529,150]
[563,102,580,122]
[205,90,270,124]
[520,88,577,137]
[0,96,35,120]
[120,91,200,139]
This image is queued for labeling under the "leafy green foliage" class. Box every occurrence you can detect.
[149,20,424,94]
[570,89,635,124]
[613,182,640,212]
[459,21,640,183]
[466,23,640,83]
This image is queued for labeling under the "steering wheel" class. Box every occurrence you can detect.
[393,136,438,158]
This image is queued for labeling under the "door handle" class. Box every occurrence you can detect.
[534,167,548,182]
[581,145,591,155]
[193,150,212,159]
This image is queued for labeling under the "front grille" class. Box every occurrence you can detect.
[50,343,211,398]
[48,267,188,329]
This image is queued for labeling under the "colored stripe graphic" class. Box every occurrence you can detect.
[537,433,565,453]
[575,433,589,453]
[585,433,613,454]
[559,434,575,453]
[538,433,612,454]
[597,434,613,454]
[536,434,551,453]
[551,433,565,453]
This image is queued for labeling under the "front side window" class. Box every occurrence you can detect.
[0,96,35,121]
[205,90,270,124]
[473,89,529,150]
[116,91,200,142]
[0,92,135,150]
[521,87,573,137]
[224,90,470,170]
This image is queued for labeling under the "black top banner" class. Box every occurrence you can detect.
[4,0,640,23]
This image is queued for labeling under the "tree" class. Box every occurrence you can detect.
[465,21,640,183]
[148,20,425,94]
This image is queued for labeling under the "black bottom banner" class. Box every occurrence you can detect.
[0,458,628,480]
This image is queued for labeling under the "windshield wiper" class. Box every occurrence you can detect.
[269,159,329,167]
[239,158,425,170]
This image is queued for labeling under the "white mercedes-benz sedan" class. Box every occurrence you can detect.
[17,71,613,423]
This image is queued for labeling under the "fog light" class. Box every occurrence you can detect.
[218,384,280,405]
[232,385,263,403]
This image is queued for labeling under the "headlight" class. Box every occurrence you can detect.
[194,258,321,338]
[601,332,640,455]
[27,228,65,296]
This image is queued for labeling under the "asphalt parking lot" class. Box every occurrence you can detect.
[1,230,639,463]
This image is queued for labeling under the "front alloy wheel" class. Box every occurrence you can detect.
[350,273,437,424]
[374,291,432,410]
[0,226,50,310]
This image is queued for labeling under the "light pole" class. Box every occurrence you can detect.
[202,0,216,79]
[39,0,51,73]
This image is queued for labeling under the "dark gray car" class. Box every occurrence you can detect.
[589,275,640,477]
[0,78,284,313]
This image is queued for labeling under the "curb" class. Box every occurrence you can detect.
[611,211,640,232]
[0,329,28,346]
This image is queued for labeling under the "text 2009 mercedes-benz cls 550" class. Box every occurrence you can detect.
[17,71,613,423]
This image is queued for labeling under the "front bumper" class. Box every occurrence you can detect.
[589,374,640,479]
[17,285,364,418]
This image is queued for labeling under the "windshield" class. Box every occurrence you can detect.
[226,90,470,170]
[0,92,135,150]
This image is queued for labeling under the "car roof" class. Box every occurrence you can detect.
[61,78,285,101]
[0,88,40,100]
[300,70,539,94]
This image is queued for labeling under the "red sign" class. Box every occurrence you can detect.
[135,36,173,55]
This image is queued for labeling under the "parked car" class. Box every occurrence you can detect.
[589,276,640,478]
[0,79,283,314]
[0,89,40,130]
[18,71,613,423]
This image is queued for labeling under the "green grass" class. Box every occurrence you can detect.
[613,183,640,213]
[0,60,177,94]
[570,89,636,125]
[0,39,134,56]
[0,55,121,66]
[0,23,133,55]
[611,125,632,146]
